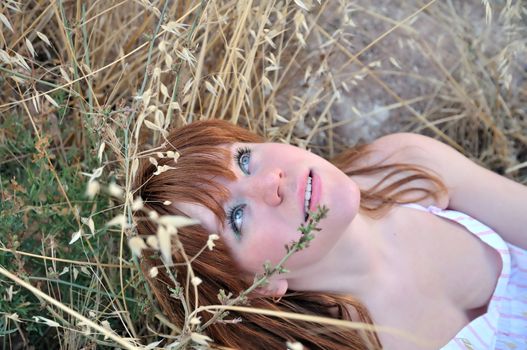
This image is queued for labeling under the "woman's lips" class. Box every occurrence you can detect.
[298,169,322,220]
[309,170,321,212]
[298,169,310,219]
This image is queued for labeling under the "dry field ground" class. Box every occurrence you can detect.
[0,0,526,349]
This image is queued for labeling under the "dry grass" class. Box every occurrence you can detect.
[0,0,526,349]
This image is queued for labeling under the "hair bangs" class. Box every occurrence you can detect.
[168,145,238,231]
[135,120,264,237]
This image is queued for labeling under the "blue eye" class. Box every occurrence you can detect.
[226,204,246,238]
[234,146,251,174]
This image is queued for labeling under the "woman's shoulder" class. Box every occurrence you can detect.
[335,132,443,174]
[348,133,450,209]
[361,132,456,173]
[369,133,527,251]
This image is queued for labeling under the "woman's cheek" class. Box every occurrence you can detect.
[236,237,279,273]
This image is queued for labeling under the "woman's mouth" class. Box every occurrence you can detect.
[304,171,313,221]
[303,170,322,221]
[299,169,322,222]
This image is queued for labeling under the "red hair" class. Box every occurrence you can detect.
[133,119,447,349]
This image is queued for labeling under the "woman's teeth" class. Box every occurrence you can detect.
[304,175,312,215]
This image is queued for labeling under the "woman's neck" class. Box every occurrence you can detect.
[285,208,399,304]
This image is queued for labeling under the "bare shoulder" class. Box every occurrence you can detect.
[369,132,462,167]
[350,132,452,209]
[368,133,527,250]
[370,132,462,197]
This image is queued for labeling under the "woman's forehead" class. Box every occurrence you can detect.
[175,201,221,234]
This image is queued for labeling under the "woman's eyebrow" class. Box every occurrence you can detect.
[201,212,222,234]
[179,202,221,234]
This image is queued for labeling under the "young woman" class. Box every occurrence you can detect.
[133,119,527,350]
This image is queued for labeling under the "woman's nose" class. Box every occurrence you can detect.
[249,168,283,206]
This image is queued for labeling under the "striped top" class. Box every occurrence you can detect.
[400,203,527,350]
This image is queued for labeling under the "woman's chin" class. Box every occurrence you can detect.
[321,182,360,238]
[333,181,360,217]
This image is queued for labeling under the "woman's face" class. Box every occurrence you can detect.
[176,142,361,274]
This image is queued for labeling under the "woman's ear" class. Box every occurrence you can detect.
[255,278,288,297]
